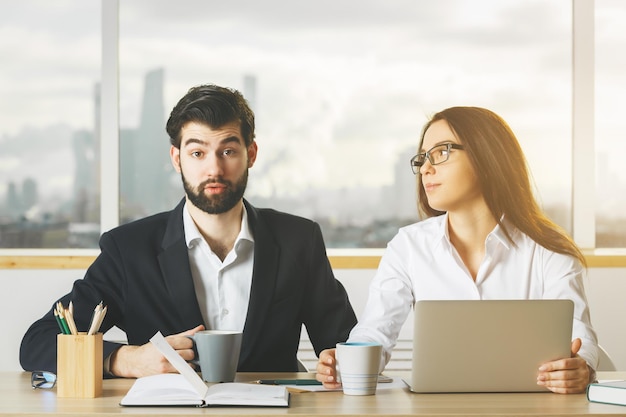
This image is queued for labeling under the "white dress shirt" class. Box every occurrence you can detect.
[183,203,254,331]
[348,213,599,371]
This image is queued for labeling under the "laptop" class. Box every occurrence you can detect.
[409,299,574,393]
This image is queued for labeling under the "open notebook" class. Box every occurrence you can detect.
[409,299,574,393]
[120,332,289,407]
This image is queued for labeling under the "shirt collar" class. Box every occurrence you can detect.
[183,201,255,249]
[488,215,515,250]
[238,205,254,244]
[433,213,449,252]
[433,212,515,251]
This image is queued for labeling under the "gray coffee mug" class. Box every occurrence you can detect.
[187,330,243,383]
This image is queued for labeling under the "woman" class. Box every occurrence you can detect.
[316,107,598,394]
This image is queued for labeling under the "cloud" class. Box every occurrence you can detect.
[0,1,100,135]
[2,0,626,206]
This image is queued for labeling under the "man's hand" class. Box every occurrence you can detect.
[536,338,592,394]
[109,325,205,378]
[315,348,342,389]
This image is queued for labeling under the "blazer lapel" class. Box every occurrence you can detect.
[158,199,204,327]
[239,201,280,363]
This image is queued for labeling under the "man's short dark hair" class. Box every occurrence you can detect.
[166,84,255,148]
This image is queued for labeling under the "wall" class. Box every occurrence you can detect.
[2,267,624,372]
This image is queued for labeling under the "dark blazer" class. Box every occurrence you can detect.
[20,199,357,374]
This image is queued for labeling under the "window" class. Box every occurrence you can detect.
[1,0,624,251]
[596,0,626,247]
[118,0,572,248]
[0,1,101,248]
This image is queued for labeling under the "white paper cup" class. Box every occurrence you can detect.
[336,342,382,395]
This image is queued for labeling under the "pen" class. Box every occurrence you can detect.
[65,302,78,335]
[53,309,68,334]
[88,301,106,335]
[55,303,71,334]
[256,379,322,386]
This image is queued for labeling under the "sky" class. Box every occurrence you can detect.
[0,0,624,211]
[118,0,574,196]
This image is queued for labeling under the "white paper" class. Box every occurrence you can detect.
[121,374,204,406]
[149,331,209,398]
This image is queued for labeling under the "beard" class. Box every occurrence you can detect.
[182,169,248,215]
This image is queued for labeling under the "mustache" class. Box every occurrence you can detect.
[199,178,230,188]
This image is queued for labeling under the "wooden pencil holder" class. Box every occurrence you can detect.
[56,332,103,398]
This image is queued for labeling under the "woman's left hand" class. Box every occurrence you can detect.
[536,338,592,394]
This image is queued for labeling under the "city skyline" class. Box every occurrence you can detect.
[2,68,626,248]
[1,1,624,247]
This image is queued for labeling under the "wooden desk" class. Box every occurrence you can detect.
[3,372,626,416]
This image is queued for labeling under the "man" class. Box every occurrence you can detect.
[20,84,357,377]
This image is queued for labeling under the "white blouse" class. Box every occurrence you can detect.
[348,213,599,371]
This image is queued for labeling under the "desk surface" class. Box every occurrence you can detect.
[3,371,626,417]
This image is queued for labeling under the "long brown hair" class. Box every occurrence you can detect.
[416,106,586,267]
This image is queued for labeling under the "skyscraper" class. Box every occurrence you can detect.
[124,68,174,216]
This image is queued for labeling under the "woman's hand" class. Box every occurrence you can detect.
[536,338,592,394]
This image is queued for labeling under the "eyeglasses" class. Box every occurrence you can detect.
[410,143,465,174]
[31,371,56,389]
